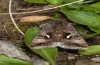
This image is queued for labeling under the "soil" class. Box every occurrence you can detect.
[0,0,100,65]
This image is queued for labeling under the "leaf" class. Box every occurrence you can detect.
[20,16,52,22]
[61,7,100,28]
[83,3,100,13]
[83,6,100,13]
[89,26,100,33]
[0,55,32,65]
[91,2,100,8]
[25,27,57,65]
[83,32,100,39]
[32,48,57,65]
[75,25,87,35]
[25,27,40,45]
[63,0,79,3]
[79,45,100,55]
[67,4,82,10]
[62,0,83,11]
[25,0,48,4]
[46,0,63,5]
[90,2,100,13]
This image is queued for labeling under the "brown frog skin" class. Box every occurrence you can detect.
[30,20,88,49]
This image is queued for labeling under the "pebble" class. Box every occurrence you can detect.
[0,41,31,62]
[34,60,50,65]
[75,60,100,65]
[67,55,76,60]
[91,57,100,62]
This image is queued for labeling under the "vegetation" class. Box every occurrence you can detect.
[24,0,100,65]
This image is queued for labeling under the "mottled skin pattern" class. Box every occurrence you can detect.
[30,20,88,49]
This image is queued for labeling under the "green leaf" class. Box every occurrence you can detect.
[46,0,63,5]
[89,26,100,33]
[64,0,79,3]
[83,2,100,13]
[61,7,100,27]
[75,25,87,35]
[90,2,100,13]
[79,45,100,55]
[91,2,100,8]
[67,4,82,10]
[83,32,100,39]
[32,48,57,65]
[83,6,100,13]
[25,0,48,4]
[25,27,40,45]
[25,27,57,65]
[63,0,82,10]
[0,55,32,65]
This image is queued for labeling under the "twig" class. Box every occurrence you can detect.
[16,7,35,11]
[1,0,83,15]
[9,0,24,35]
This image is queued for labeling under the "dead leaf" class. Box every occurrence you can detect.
[20,16,52,22]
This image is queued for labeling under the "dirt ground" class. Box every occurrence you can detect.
[0,0,100,65]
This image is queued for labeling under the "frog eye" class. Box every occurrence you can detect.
[44,33,52,39]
